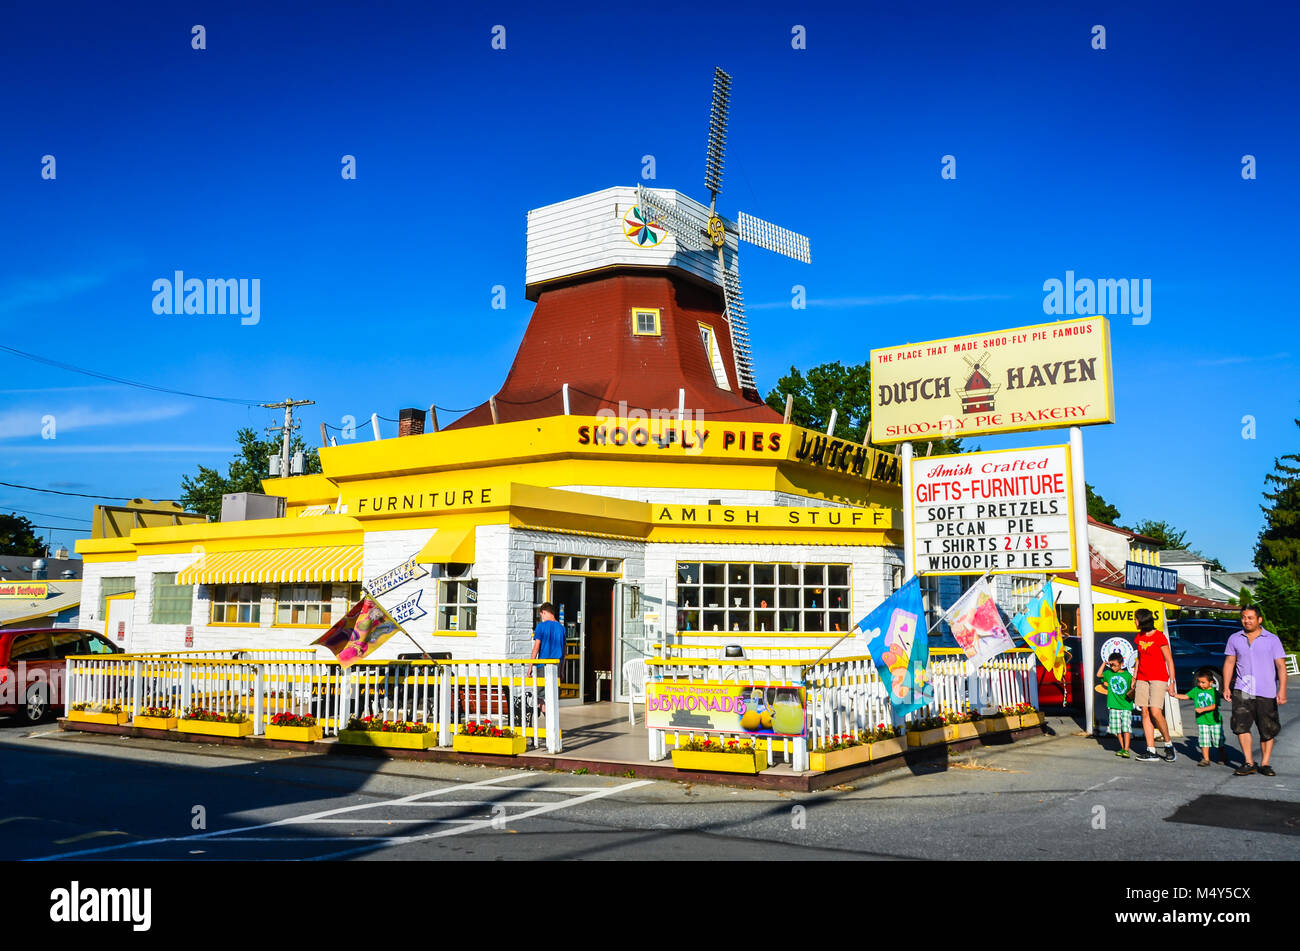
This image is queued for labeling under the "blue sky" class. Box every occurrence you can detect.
[0,1,1296,569]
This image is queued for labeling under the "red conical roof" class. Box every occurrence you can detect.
[448,271,779,429]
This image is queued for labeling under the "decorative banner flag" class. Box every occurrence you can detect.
[313,593,402,668]
[943,577,1016,665]
[1010,580,1067,681]
[854,577,932,718]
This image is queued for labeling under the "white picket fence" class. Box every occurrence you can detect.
[65,654,562,753]
[646,648,1040,772]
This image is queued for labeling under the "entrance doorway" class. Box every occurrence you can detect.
[548,576,615,703]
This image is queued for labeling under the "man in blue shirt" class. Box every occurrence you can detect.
[529,602,566,681]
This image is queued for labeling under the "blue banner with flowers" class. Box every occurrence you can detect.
[855,577,932,718]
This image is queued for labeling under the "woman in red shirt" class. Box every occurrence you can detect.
[1132,609,1177,762]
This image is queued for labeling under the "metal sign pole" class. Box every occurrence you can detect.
[1069,426,1097,734]
[901,441,915,582]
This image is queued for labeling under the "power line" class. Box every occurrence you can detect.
[0,344,270,405]
[0,506,91,524]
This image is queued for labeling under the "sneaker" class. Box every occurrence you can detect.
[1163,746,1176,762]
[1259,765,1276,777]
[1135,751,1163,762]
[1233,763,1257,776]
[1197,760,1210,767]
[1118,749,1130,759]
[1115,750,1125,757]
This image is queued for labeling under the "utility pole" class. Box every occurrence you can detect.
[262,397,315,477]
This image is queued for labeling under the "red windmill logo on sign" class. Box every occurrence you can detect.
[959,352,1000,415]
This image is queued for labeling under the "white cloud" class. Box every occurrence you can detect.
[0,404,189,440]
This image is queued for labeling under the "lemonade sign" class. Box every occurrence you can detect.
[645,681,806,737]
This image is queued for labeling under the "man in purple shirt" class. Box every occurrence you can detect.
[1222,606,1288,776]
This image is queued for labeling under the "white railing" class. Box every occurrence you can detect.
[645,648,1041,772]
[64,655,562,753]
[653,642,831,662]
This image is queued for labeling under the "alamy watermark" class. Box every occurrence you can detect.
[152,271,260,325]
[1042,270,1150,325]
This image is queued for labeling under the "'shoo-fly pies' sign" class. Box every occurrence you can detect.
[911,445,1075,575]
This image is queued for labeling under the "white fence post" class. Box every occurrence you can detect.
[545,663,561,753]
[438,665,452,747]
[180,662,192,713]
[131,660,143,718]
[253,663,265,735]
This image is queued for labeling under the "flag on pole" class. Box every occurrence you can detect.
[1010,579,1067,681]
[313,593,402,668]
[943,577,1016,665]
[854,577,932,718]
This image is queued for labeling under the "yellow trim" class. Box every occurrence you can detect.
[631,307,661,337]
[415,526,476,564]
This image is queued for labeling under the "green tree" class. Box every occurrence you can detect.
[765,360,963,455]
[1255,413,1300,575]
[1131,519,1188,550]
[1086,484,1121,525]
[1253,565,1300,650]
[0,513,44,556]
[179,428,321,521]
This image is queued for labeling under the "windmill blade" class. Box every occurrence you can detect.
[718,248,757,395]
[705,67,731,198]
[635,185,709,252]
[737,211,811,264]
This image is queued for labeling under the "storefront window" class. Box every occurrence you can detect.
[211,584,262,625]
[99,576,134,618]
[438,579,478,631]
[151,572,193,625]
[676,562,851,633]
[275,584,332,626]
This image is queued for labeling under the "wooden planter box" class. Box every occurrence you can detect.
[947,722,980,742]
[868,736,907,760]
[453,733,526,756]
[133,715,178,731]
[979,715,1017,734]
[266,723,323,743]
[69,709,130,726]
[178,718,253,738]
[809,744,870,773]
[671,749,766,774]
[1018,711,1044,729]
[338,728,435,750]
[907,726,947,747]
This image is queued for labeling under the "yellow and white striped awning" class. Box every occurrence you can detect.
[176,546,363,586]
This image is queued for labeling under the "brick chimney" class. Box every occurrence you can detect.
[398,407,426,437]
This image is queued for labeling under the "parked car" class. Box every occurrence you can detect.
[1167,618,1240,653]
[0,628,121,724]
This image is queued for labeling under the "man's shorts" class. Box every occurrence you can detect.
[1134,679,1167,708]
[1198,722,1223,748]
[1108,708,1132,735]
[1230,691,1281,742]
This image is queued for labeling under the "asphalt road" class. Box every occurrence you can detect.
[3,694,1297,861]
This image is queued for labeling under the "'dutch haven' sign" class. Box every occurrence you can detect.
[911,446,1075,575]
[869,316,1114,443]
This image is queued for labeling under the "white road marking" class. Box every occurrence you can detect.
[30,774,652,861]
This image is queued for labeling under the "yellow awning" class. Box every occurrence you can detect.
[176,545,363,586]
[415,527,475,565]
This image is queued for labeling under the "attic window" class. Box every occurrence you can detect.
[632,307,661,336]
[698,323,731,390]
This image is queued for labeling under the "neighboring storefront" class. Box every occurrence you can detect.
[76,416,904,702]
[0,580,82,630]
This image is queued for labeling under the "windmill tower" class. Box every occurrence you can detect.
[448,68,812,429]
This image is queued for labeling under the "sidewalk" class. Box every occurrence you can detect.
[58,702,1060,791]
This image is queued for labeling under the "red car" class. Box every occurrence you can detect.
[1036,636,1084,708]
[0,628,120,724]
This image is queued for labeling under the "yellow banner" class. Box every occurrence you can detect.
[870,317,1114,443]
[651,504,892,529]
[0,582,49,599]
[1093,601,1165,632]
[646,681,806,737]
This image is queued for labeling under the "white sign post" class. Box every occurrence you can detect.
[909,445,1075,576]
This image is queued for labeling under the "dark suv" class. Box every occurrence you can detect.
[0,628,120,723]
